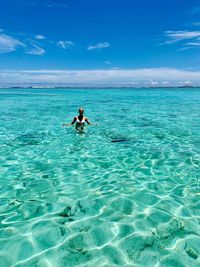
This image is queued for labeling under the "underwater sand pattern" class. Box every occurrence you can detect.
[0,88,200,266]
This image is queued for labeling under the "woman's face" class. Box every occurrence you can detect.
[79,108,84,115]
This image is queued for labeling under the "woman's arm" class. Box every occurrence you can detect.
[62,117,76,126]
[85,118,98,126]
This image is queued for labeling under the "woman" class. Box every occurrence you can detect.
[63,107,97,132]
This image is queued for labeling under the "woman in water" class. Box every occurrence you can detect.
[63,107,97,132]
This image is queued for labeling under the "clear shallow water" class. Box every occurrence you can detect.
[0,88,200,267]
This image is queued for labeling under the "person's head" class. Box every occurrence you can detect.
[79,107,84,115]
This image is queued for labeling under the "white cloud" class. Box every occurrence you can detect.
[105,61,112,65]
[191,6,200,14]
[25,44,45,55]
[164,30,200,44]
[57,41,74,49]
[179,80,193,86]
[0,30,47,55]
[0,31,47,55]
[1,68,200,85]
[0,30,75,56]
[192,22,200,26]
[186,42,200,46]
[35,34,45,40]
[16,0,68,8]
[44,2,68,8]
[87,42,110,51]
[0,34,24,53]
[149,79,159,86]
[161,81,170,85]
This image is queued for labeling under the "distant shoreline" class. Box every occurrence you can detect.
[0,85,199,89]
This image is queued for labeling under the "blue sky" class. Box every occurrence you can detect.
[1,0,200,85]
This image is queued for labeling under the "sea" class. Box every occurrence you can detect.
[0,88,200,266]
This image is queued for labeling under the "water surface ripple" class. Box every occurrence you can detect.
[0,88,200,266]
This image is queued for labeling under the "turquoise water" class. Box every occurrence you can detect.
[0,88,200,267]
